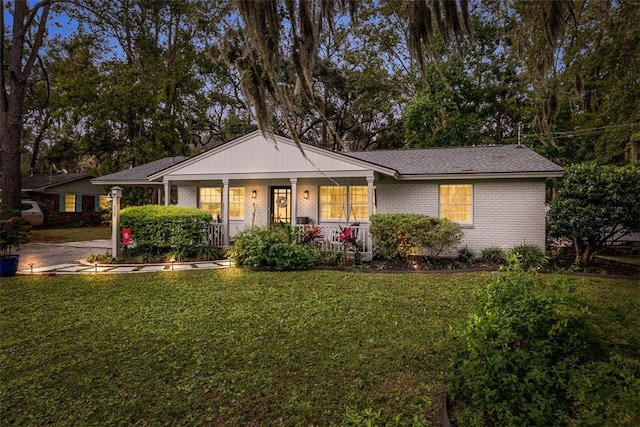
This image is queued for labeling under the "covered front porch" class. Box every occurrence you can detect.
[167,176,375,260]
[142,131,395,260]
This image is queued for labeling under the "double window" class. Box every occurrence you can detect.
[199,187,245,219]
[439,184,473,224]
[319,185,369,221]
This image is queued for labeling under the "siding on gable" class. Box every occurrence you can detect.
[169,135,371,177]
[376,179,547,251]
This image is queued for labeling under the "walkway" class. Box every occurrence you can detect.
[15,239,231,275]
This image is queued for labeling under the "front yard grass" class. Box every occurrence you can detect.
[29,226,111,243]
[1,270,638,426]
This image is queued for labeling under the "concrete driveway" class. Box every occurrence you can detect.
[15,240,111,271]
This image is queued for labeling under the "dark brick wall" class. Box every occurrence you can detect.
[27,193,103,227]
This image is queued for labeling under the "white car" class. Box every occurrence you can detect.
[21,200,44,226]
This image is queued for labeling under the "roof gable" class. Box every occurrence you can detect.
[22,173,93,191]
[150,131,385,180]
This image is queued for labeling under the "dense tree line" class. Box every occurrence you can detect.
[2,0,638,213]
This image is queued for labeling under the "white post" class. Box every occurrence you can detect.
[110,186,123,259]
[290,178,298,225]
[163,181,170,206]
[366,176,375,255]
[222,179,229,246]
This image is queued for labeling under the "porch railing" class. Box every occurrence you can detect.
[294,224,372,259]
[204,222,372,260]
[205,222,226,247]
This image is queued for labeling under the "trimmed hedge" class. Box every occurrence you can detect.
[120,205,213,252]
[369,213,463,261]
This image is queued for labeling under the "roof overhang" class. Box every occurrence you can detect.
[395,170,565,180]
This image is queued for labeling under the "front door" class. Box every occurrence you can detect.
[270,186,291,224]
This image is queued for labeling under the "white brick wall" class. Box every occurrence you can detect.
[376,179,547,251]
[296,182,318,224]
[177,186,197,207]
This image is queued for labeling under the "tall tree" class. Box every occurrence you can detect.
[1,0,52,215]
[225,0,470,148]
[403,16,527,148]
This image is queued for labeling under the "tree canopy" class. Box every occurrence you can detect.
[1,0,638,213]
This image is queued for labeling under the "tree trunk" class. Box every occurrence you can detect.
[0,99,24,217]
[580,244,597,267]
[0,0,51,217]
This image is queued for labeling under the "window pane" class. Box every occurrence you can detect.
[440,184,473,223]
[64,194,76,212]
[99,195,109,210]
[349,186,369,221]
[199,187,221,217]
[319,186,347,220]
[229,187,245,219]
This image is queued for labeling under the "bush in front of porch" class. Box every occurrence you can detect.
[229,224,317,270]
[119,205,219,262]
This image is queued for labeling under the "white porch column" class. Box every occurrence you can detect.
[163,181,170,206]
[222,179,230,245]
[290,178,298,225]
[157,187,163,205]
[366,176,375,254]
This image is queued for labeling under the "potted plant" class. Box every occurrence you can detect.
[0,216,30,277]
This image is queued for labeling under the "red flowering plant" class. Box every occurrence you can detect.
[337,225,362,264]
[338,226,357,245]
[301,225,323,244]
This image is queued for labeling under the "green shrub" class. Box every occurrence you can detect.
[480,247,507,264]
[457,247,475,265]
[120,205,213,253]
[448,268,639,427]
[369,213,463,261]
[228,224,317,270]
[510,243,545,270]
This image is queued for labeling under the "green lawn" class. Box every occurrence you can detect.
[30,226,111,243]
[1,270,638,426]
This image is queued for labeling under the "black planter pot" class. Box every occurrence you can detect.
[0,255,20,277]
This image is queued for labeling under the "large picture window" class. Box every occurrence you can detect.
[319,185,369,221]
[199,187,245,219]
[440,184,473,224]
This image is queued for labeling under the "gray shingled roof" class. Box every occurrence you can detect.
[22,173,93,190]
[92,156,187,183]
[343,145,563,176]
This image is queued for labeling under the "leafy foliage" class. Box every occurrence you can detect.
[0,216,31,257]
[228,224,317,270]
[479,247,507,265]
[510,244,546,271]
[448,267,640,427]
[120,205,213,256]
[547,163,640,265]
[369,213,463,261]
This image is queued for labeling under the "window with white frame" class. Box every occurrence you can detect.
[199,187,244,219]
[319,185,369,221]
[228,187,245,219]
[199,187,222,217]
[439,184,473,224]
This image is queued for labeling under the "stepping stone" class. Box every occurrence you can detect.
[138,265,167,272]
[109,266,139,272]
[56,266,94,272]
[26,264,77,272]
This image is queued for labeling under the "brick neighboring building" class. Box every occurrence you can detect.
[21,173,105,227]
